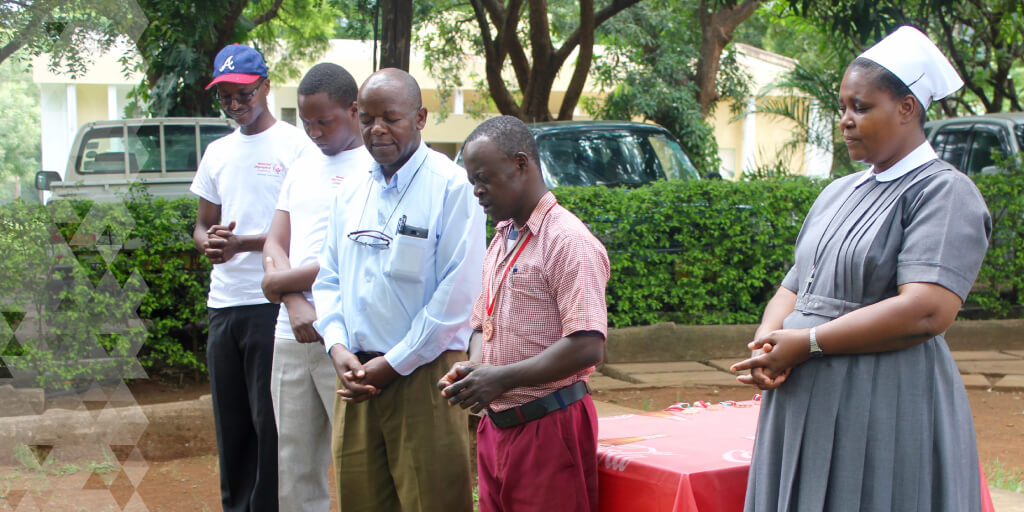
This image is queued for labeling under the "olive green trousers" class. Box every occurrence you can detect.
[331,350,473,512]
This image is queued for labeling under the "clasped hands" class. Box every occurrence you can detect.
[730,328,813,390]
[328,345,399,403]
[437,362,508,413]
[203,221,241,264]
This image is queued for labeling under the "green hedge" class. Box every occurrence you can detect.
[1,172,1021,381]
[0,189,209,387]
[553,177,823,326]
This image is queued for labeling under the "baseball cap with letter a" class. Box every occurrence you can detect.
[205,44,269,90]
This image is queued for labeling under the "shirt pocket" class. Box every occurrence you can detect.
[386,233,432,282]
[507,264,548,302]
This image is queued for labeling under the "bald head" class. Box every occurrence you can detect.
[360,68,422,111]
[357,68,428,176]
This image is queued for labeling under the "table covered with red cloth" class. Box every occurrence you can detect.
[596,401,995,512]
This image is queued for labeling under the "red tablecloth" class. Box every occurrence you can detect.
[596,402,995,512]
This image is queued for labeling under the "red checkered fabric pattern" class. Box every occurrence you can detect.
[471,191,610,412]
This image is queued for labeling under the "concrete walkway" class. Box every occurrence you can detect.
[591,349,1024,393]
[589,350,1024,511]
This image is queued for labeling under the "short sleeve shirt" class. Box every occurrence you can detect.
[470,191,610,411]
[273,146,374,339]
[190,121,317,308]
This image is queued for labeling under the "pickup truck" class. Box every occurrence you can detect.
[35,117,236,202]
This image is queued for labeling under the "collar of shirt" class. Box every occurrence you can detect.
[495,190,558,239]
[853,141,938,187]
[369,140,429,192]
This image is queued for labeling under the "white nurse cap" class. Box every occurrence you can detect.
[858,25,963,110]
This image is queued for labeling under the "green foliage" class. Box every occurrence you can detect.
[0,58,41,183]
[0,0,147,71]
[586,0,752,175]
[4,169,1023,382]
[781,0,1024,115]
[983,459,1024,494]
[116,186,210,377]
[415,0,641,122]
[748,58,858,178]
[128,0,334,117]
[553,177,822,326]
[12,443,118,476]
[0,189,209,388]
[969,155,1024,318]
[554,169,1024,326]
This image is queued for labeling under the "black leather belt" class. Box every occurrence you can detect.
[485,381,590,429]
[354,351,385,364]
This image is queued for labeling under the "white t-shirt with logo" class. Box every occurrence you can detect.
[273,146,374,339]
[190,120,317,308]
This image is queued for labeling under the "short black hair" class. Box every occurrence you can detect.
[848,57,927,128]
[464,116,540,165]
[298,63,358,107]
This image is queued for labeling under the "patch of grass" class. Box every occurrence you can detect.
[641,398,654,411]
[985,459,1024,493]
[12,443,118,476]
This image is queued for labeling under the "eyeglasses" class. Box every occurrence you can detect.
[347,229,393,249]
[216,79,264,106]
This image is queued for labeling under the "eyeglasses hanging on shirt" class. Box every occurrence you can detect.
[347,166,424,249]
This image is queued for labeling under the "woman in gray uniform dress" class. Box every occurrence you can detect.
[731,26,992,511]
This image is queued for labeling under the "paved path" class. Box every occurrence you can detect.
[591,349,1024,392]
[589,350,1024,511]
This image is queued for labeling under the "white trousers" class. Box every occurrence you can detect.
[270,336,337,512]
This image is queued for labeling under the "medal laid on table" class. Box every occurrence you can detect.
[483,227,533,342]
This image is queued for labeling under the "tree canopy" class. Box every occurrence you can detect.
[785,0,1024,115]
[128,0,335,117]
[416,0,642,122]
[586,0,759,173]
[0,0,147,72]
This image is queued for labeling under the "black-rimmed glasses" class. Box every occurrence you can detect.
[347,229,393,249]
[216,79,265,106]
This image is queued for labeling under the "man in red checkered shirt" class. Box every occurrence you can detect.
[439,115,610,512]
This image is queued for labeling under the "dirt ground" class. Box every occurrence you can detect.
[1,380,1021,510]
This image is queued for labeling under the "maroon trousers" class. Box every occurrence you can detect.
[477,396,599,512]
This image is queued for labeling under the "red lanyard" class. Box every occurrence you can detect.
[485,202,557,317]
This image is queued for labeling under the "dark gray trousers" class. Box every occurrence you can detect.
[208,303,280,512]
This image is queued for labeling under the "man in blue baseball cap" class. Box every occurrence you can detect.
[191,43,317,512]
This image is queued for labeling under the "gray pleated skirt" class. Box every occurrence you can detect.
[744,329,982,511]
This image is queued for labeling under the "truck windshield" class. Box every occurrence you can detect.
[536,130,700,187]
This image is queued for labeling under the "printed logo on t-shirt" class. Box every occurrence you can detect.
[330,175,345,189]
[254,162,285,178]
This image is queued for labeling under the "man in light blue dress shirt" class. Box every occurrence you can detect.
[312,68,485,512]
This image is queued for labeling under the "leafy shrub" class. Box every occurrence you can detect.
[970,155,1024,317]
[0,189,208,388]
[1,171,1021,382]
[554,177,823,326]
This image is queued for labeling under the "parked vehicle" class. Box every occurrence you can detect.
[35,117,237,203]
[925,112,1024,175]
[457,120,701,187]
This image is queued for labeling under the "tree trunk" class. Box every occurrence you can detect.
[695,0,761,116]
[380,0,413,71]
[472,0,640,123]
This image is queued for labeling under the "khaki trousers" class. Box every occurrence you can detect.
[333,350,473,512]
[270,337,336,511]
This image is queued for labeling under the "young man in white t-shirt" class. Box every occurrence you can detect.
[190,44,316,512]
[260,63,373,511]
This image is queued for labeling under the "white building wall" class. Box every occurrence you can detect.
[39,84,73,175]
